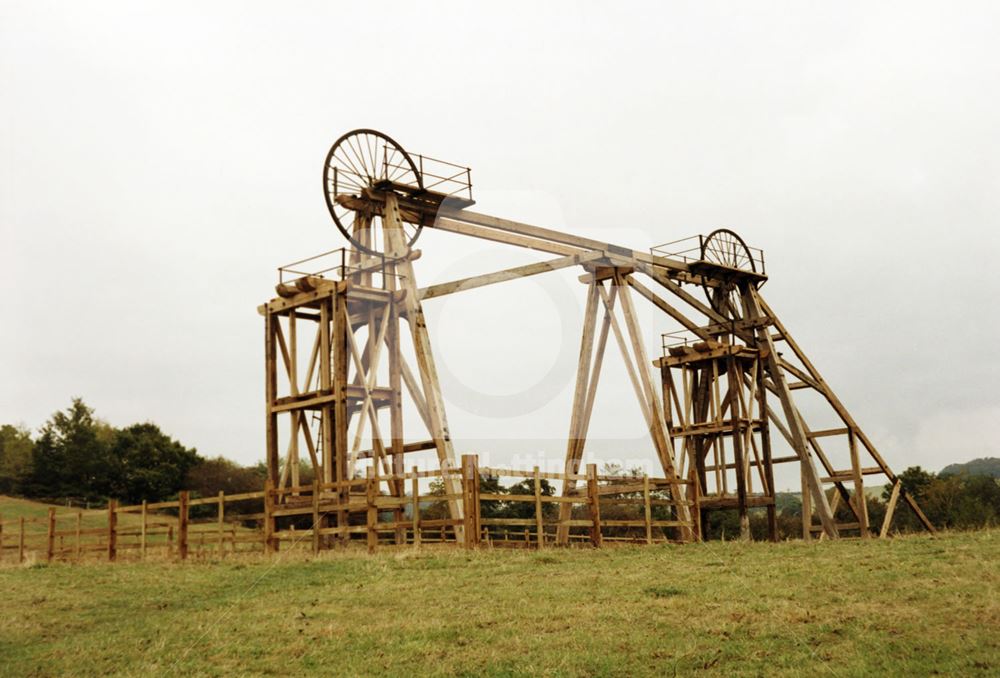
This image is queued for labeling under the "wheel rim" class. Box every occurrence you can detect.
[323,129,424,255]
[700,229,755,318]
[700,228,756,273]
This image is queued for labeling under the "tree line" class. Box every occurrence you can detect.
[0,398,264,506]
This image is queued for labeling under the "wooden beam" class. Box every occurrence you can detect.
[418,252,604,300]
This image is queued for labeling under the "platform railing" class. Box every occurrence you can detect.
[277,248,405,290]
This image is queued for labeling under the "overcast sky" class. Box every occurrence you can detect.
[2,2,998,488]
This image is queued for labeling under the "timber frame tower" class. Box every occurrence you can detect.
[259,128,934,544]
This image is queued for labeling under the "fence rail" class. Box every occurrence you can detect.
[0,456,700,564]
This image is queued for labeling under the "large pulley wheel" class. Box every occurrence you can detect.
[700,228,755,318]
[323,129,424,256]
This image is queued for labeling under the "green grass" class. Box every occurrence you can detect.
[1,528,998,677]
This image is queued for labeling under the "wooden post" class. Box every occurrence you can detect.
[75,512,82,560]
[411,467,421,547]
[46,508,56,562]
[140,500,147,560]
[107,500,118,562]
[19,516,25,563]
[643,475,653,545]
[178,491,189,560]
[533,466,544,549]
[217,491,225,554]
[0,515,4,564]
[263,479,275,554]
[587,464,602,548]
[366,466,377,554]
[311,481,320,554]
[461,455,481,549]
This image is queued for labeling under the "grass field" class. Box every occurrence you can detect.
[1,511,998,677]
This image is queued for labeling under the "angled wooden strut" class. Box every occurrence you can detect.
[751,289,934,535]
[382,193,465,531]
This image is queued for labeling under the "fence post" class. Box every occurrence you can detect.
[533,466,544,549]
[107,500,118,562]
[691,479,702,542]
[218,491,225,555]
[0,514,4,564]
[46,508,56,562]
[643,475,653,545]
[19,516,25,563]
[263,479,276,554]
[411,466,421,548]
[178,491,189,560]
[587,464,602,548]
[75,512,82,561]
[140,500,147,560]
[461,455,480,549]
[366,466,377,554]
[311,481,320,554]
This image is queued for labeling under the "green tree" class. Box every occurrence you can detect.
[23,398,114,500]
[109,423,200,504]
[0,424,34,493]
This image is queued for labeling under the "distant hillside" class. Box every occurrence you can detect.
[940,457,1000,478]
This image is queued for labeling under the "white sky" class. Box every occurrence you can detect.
[2,1,998,489]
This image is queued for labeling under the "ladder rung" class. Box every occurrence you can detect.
[821,467,885,483]
[807,427,849,438]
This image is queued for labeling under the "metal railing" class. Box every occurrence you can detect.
[650,234,766,274]
[277,248,405,290]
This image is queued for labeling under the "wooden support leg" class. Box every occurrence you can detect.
[558,281,601,545]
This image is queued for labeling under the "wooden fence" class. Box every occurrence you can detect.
[0,456,699,564]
